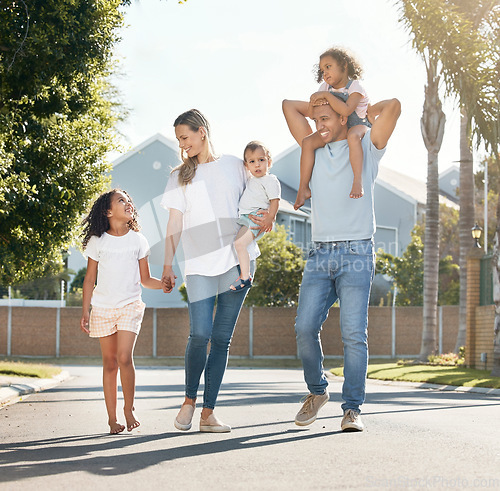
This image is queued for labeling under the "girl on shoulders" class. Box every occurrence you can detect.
[283,46,371,208]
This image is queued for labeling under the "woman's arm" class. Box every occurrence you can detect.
[139,257,162,289]
[80,258,97,334]
[282,99,314,147]
[162,208,183,293]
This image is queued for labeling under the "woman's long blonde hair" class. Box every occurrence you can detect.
[173,109,215,185]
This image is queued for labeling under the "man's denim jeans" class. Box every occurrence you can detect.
[295,239,374,412]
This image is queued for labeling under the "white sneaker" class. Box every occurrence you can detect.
[341,409,364,432]
[294,390,329,426]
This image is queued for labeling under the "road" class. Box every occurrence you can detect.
[1,366,499,490]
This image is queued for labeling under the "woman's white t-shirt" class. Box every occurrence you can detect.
[161,154,259,276]
[85,230,150,308]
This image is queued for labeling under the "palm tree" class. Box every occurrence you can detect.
[420,58,445,357]
[454,1,499,352]
[396,0,499,360]
[397,2,446,358]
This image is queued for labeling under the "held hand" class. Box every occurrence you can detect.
[162,266,177,293]
[80,313,90,334]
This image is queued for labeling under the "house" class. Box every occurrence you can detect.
[438,165,460,203]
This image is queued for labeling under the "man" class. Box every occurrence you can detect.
[282,96,401,431]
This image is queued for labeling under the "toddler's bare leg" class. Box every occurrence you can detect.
[233,227,255,281]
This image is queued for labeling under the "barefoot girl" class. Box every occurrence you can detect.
[283,46,371,208]
[230,141,280,292]
[80,189,162,434]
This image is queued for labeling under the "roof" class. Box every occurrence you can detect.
[439,165,460,179]
[113,133,178,168]
[278,198,309,218]
[377,165,459,209]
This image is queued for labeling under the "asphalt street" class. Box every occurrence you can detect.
[1,366,499,490]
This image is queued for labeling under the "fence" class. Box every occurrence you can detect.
[0,282,67,307]
[0,305,459,359]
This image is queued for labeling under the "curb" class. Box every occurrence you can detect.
[0,370,71,407]
[325,372,500,397]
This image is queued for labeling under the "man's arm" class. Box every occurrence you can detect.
[367,99,401,150]
[282,99,313,147]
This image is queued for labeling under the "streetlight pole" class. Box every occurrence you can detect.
[484,159,488,253]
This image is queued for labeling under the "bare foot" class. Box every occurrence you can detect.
[109,421,125,435]
[349,180,364,199]
[294,186,311,210]
[124,408,140,432]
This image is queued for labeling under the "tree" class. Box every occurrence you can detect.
[376,226,459,307]
[377,232,424,306]
[245,225,305,307]
[69,267,87,293]
[396,0,499,357]
[13,264,73,301]
[0,1,125,285]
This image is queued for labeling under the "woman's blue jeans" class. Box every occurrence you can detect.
[184,262,254,409]
[294,240,374,413]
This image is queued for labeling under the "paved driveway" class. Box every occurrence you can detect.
[1,366,499,489]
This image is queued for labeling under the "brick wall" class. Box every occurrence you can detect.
[11,307,57,356]
[469,305,495,370]
[464,249,495,370]
[0,305,460,359]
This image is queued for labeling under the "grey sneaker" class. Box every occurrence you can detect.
[295,390,329,426]
[341,409,364,432]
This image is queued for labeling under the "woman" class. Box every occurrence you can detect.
[161,109,262,433]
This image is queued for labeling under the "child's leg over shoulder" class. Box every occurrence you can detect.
[346,125,369,199]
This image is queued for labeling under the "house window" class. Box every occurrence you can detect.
[290,218,310,250]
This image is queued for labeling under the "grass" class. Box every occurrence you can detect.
[330,362,500,389]
[0,360,62,379]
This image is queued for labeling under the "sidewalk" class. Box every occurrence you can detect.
[0,371,70,407]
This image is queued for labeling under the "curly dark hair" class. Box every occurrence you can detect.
[314,46,363,84]
[81,189,140,249]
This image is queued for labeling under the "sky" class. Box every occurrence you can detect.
[111,0,467,182]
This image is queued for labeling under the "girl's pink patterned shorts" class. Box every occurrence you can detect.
[89,299,146,338]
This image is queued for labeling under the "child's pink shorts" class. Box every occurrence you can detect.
[89,299,145,338]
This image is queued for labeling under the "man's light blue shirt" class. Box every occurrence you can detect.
[310,130,386,242]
